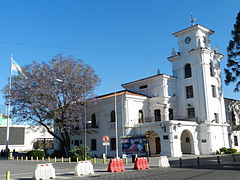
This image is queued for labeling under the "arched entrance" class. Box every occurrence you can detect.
[180,130,194,154]
[146,131,161,155]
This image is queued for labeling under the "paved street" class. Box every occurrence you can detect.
[0,154,240,179]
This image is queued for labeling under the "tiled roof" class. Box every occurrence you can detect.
[122,73,175,86]
[97,90,148,100]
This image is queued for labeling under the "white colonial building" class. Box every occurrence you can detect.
[66,24,240,157]
[225,98,240,152]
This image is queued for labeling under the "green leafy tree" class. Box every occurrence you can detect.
[225,12,240,92]
[4,54,100,155]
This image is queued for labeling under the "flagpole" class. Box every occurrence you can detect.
[114,78,118,158]
[5,54,13,151]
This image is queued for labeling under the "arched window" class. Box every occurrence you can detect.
[210,62,214,76]
[138,110,144,123]
[169,108,174,120]
[111,111,115,122]
[154,109,161,121]
[184,63,192,78]
[91,114,97,128]
[232,111,236,126]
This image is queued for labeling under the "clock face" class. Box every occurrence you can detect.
[185,36,191,44]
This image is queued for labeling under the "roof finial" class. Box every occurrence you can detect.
[190,12,196,26]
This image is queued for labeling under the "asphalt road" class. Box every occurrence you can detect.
[0,155,240,180]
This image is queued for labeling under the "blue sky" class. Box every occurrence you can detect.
[0,0,239,113]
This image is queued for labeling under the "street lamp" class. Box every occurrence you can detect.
[56,79,88,160]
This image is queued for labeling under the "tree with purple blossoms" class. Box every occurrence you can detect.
[4,54,100,155]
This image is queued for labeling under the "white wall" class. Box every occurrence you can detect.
[0,125,53,152]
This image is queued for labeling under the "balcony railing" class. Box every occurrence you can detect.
[72,122,99,130]
[109,122,115,129]
[86,123,99,129]
[138,116,165,123]
[174,115,198,122]
[136,115,197,124]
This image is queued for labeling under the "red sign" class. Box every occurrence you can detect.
[102,136,110,143]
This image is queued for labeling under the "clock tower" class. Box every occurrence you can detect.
[168,24,229,154]
[173,24,212,54]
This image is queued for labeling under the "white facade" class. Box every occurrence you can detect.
[0,125,53,152]
[225,98,240,151]
[66,24,237,157]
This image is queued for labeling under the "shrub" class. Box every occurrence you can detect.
[219,147,237,154]
[68,146,91,161]
[226,148,237,154]
[219,147,227,153]
[51,150,65,158]
[26,150,45,158]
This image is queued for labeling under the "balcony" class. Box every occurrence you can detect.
[70,122,99,134]
[138,116,164,124]
[136,115,197,124]
[86,122,99,129]
[109,122,115,129]
[174,115,198,122]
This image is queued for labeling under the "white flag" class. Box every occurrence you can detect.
[11,56,26,77]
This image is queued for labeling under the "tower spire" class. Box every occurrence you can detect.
[190,12,196,26]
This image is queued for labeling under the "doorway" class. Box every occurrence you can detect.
[155,137,161,154]
[180,130,193,154]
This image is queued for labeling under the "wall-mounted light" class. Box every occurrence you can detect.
[173,125,177,131]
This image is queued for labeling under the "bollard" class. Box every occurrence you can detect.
[76,157,79,162]
[179,158,182,167]
[197,157,200,167]
[26,156,28,161]
[12,156,14,160]
[16,156,18,161]
[93,157,97,164]
[54,157,57,162]
[61,157,64,163]
[21,156,23,161]
[103,158,106,164]
[42,157,44,161]
[31,156,33,161]
[36,157,38,161]
[69,157,71,163]
[232,154,236,162]
[124,158,128,165]
[9,152,13,160]
[6,171,10,180]
[48,157,51,162]
[217,156,220,165]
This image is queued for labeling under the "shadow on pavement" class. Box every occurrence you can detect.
[168,154,240,171]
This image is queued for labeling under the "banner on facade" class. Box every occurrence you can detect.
[121,136,148,156]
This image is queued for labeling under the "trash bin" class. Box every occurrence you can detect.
[132,154,138,163]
